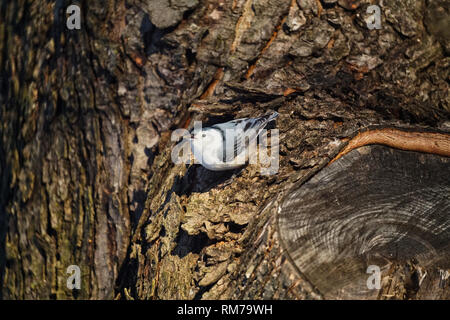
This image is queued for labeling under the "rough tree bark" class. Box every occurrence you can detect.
[0,0,449,299]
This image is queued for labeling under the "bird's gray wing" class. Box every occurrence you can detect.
[212,112,278,162]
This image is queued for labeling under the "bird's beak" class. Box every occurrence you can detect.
[190,133,195,140]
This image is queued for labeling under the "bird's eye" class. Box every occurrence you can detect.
[202,133,206,138]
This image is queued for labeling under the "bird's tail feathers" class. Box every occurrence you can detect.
[266,111,279,122]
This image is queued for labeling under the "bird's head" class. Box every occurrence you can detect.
[189,129,219,151]
[190,130,207,143]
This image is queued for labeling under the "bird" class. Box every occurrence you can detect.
[189,111,279,171]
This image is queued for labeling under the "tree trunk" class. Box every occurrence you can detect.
[0,0,449,299]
